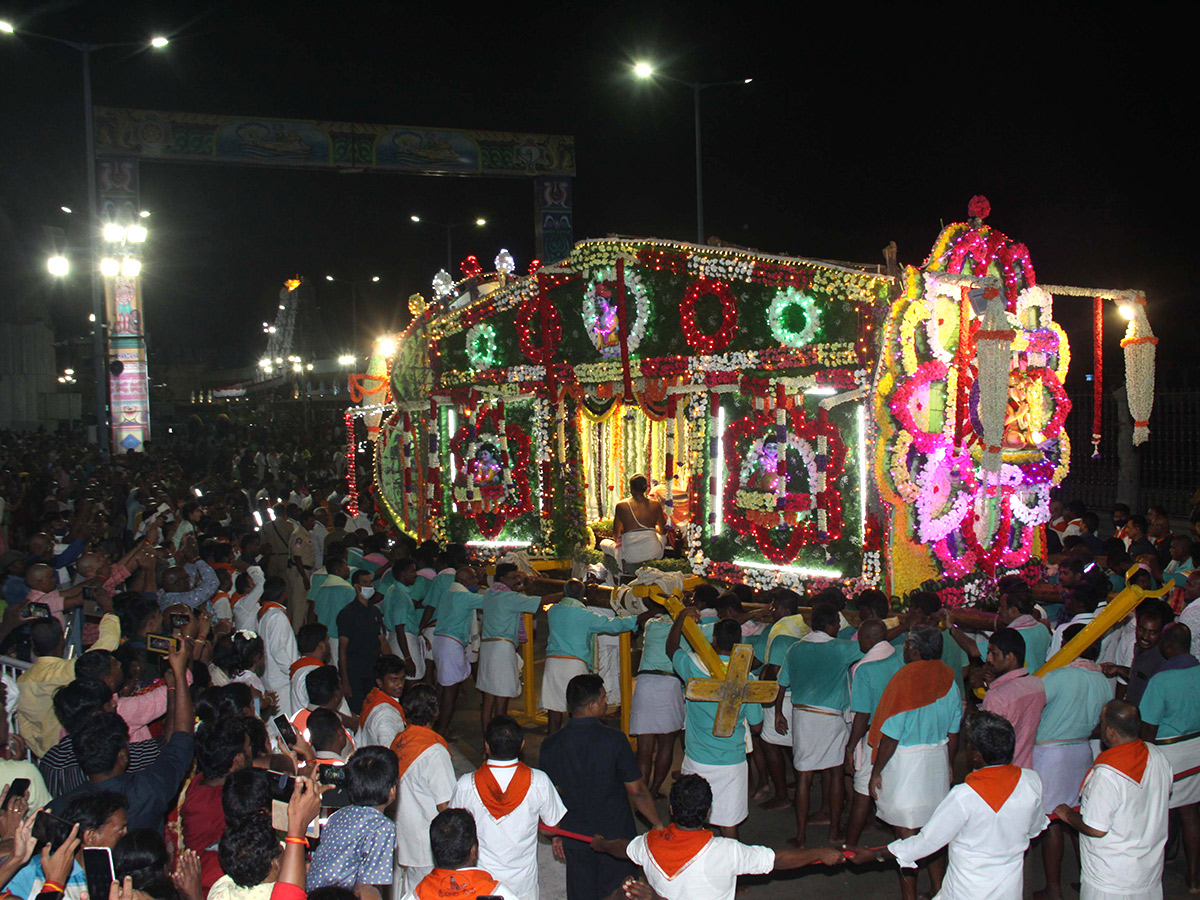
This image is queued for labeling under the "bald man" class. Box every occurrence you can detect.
[158,535,219,612]
[23,563,98,628]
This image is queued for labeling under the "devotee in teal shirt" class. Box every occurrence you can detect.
[482,587,542,642]
[849,647,905,721]
[638,615,677,673]
[1140,624,1200,740]
[779,626,863,711]
[673,647,764,765]
[546,598,638,665]
[313,563,355,640]
[436,573,485,645]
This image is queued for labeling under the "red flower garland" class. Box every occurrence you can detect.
[680,278,739,353]
[515,296,563,364]
[447,407,533,538]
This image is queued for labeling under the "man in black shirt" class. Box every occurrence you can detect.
[336,568,389,713]
[539,674,663,900]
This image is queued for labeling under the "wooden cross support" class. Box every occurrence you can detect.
[684,643,780,737]
[628,582,779,738]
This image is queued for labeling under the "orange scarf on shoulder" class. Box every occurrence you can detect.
[867,660,955,760]
[1087,739,1149,787]
[965,764,1022,812]
[413,869,498,900]
[289,655,325,677]
[644,825,713,878]
[358,687,405,730]
[257,601,287,620]
[474,762,532,819]
[391,725,449,779]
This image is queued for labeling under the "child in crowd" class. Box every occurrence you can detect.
[306,745,398,891]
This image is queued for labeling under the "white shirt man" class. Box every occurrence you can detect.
[233,566,265,633]
[256,589,299,716]
[626,830,774,900]
[392,719,457,893]
[448,757,567,900]
[1055,702,1171,900]
[887,765,1046,899]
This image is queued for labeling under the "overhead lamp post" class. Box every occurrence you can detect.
[409,215,488,270]
[632,61,752,245]
[324,275,380,356]
[1,22,169,455]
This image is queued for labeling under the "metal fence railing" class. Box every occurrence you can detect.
[1060,390,1200,516]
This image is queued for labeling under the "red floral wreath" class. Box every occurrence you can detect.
[680,278,738,354]
[515,297,563,364]
[448,407,533,538]
[721,406,845,563]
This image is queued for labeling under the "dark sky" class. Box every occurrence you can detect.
[0,1,1192,381]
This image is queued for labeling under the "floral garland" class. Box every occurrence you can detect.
[913,442,978,543]
[515,295,563,364]
[767,287,821,348]
[582,265,651,358]
[1120,299,1157,445]
[447,406,533,538]
[722,405,845,562]
[465,322,501,370]
[680,278,739,354]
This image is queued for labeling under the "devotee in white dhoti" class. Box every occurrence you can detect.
[1055,699,1171,900]
[868,625,962,900]
[849,711,1046,900]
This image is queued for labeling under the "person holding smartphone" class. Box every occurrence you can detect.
[50,636,195,833]
[0,685,52,811]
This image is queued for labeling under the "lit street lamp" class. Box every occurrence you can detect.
[409,215,488,270]
[1,22,169,455]
[632,61,753,244]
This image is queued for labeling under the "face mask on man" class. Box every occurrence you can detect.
[360,586,376,600]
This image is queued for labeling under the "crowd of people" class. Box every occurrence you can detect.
[2,425,1200,900]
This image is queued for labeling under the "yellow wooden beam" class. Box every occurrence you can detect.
[619,631,633,738]
[522,612,537,718]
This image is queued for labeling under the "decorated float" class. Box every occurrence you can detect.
[347,199,1158,602]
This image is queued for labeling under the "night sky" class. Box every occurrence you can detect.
[0,1,1191,384]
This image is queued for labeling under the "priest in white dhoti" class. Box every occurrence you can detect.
[1139,622,1200,892]
[868,626,963,899]
[1054,699,1171,900]
[849,711,1046,900]
[600,475,667,573]
[447,716,567,900]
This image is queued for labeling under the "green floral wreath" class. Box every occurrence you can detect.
[466,322,501,369]
[768,287,821,348]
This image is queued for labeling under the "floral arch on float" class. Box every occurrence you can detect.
[345,198,1157,604]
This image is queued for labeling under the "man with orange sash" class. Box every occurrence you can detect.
[358,654,407,747]
[1054,700,1171,900]
[257,575,299,715]
[868,625,963,900]
[392,684,457,895]
[288,623,332,713]
[592,774,842,900]
[849,712,1046,900]
[448,715,567,900]
[401,808,519,900]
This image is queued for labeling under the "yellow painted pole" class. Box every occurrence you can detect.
[522,612,537,718]
[1033,567,1173,677]
[619,631,633,738]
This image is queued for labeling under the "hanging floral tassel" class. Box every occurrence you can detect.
[1092,296,1103,458]
[1120,294,1158,445]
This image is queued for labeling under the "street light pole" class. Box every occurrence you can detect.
[409,216,487,271]
[633,64,752,246]
[82,46,108,456]
[2,24,168,456]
